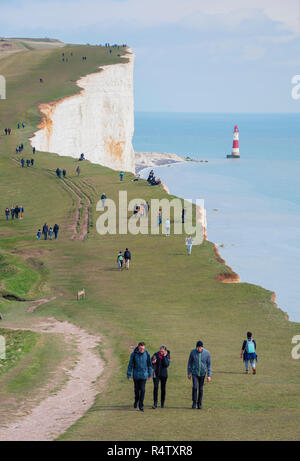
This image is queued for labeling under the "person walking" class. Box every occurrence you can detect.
[11,206,15,220]
[63,168,66,178]
[241,332,258,375]
[187,340,212,409]
[33,147,36,154]
[21,158,25,168]
[19,206,24,219]
[182,208,186,224]
[48,227,54,240]
[151,345,170,409]
[37,229,42,240]
[117,251,124,271]
[185,235,193,256]
[165,219,170,236]
[26,159,30,167]
[31,158,34,166]
[5,208,9,220]
[14,205,20,219]
[127,342,152,412]
[120,171,124,182]
[42,223,49,240]
[53,223,59,240]
[124,248,131,270]
[101,193,106,208]
[157,211,162,227]
[76,166,80,176]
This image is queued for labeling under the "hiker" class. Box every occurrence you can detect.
[157,211,162,227]
[127,342,152,412]
[20,143,24,151]
[151,345,170,409]
[17,123,20,129]
[11,206,15,220]
[124,248,131,270]
[37,229,42,240]
[16,147,19,154]
[31,158,34,166]
[117,251,124,270]
[182,208,186,224]
[241,332,258,375]
[120,171,124,182]
[48,227,54,240]
[4,128,7,135]
[26,159,30,167]
[5,208,9,220]
[14,205,20,219]
[53,223,59,240]
[8,128,11,135]
[22,122,25,128]
[79,153,85,161]
[186,235,193,255]
[101,193,106,208]
[21,158,25,168]
[187,340,212,409]
[76,166,80,176]
[165,219,170,236]
[42,223,48,240]
[33,147,36,154]
[19,205,24,219]
[63,168,66,178]
[145,201,150,217]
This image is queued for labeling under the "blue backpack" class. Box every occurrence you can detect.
[246,339,255,354]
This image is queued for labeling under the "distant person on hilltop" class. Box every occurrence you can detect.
[124,248,131,270]
[187,340,212,409]
[120,172,124,182]
[42,223,48,240]
[76,166,80,176]
[53,223,59,240]
[241,332,257,375]
[127,342,152,412]
[101,193,106,208]
[185,235,193,256]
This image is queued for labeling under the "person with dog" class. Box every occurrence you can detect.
[127,342,152,412]
[241,331,257,374]
[151,345,170,409]
[187,340,212,409]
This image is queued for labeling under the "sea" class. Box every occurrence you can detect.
[133,112,300,323]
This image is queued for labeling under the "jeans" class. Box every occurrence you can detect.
[187,244,192,255]
[153,376,167,405]
[192,375,205,405]
[134,379,146,409]
[244,359,256,371]
[54,231,58,240]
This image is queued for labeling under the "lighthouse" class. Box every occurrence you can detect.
[227,125,240,158]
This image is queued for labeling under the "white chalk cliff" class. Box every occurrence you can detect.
[31,52,135,172]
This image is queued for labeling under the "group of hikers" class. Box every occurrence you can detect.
[117,248,131,270]
[4,205,24,220]
[127,332,258,412]
[56,166,81,178]
[17,122,26,129]
[4,127,12,135]
[37,223,60,241]
[147,170,161,186]
[21,158,34,167]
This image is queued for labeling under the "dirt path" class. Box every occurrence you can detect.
[0,318,103,441]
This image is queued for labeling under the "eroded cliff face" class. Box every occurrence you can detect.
[31,53,135,172]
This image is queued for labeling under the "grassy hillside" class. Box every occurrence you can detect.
[0,43,299,441]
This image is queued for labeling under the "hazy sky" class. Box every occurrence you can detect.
[1,0,300,112]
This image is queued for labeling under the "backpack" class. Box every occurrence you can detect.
[246,339,255,354]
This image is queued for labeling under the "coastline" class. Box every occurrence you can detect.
[135,151,185,173]
[140,160,292,319]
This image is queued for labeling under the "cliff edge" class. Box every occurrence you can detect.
[31,50,135,173]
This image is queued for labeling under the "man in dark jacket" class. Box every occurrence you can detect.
[187,340,212,409]
[127,342,152,412]
[151,345,170,409]
[53,223,59,240]
[124,248,131,270]
[42,223,49,240]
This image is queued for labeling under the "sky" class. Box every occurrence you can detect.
[1,0,300,113]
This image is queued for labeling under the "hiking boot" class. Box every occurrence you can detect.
[139,407,144,412]
[161,403,165,408]
[245,370,249,374]
[152,403,157,409]
[253,369,256,375]
[197,403,202,410]
[134,401,138,409]
[192,403,196,409]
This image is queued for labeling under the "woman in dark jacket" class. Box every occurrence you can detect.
[151,345,170,409]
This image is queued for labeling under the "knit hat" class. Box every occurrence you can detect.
[196,340,203,348]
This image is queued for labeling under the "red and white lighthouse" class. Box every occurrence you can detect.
[227,125,240,158]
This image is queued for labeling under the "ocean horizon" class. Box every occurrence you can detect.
[134,112,300,322]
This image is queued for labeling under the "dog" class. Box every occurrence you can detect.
[77,289,85,301]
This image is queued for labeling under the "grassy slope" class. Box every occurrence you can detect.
[0,44,299,441]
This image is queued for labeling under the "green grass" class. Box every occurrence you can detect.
[0,41,299,441]
[0,250,40,298]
